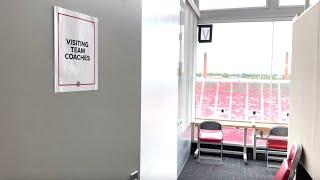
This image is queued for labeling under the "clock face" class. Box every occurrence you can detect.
[198,25,212,43]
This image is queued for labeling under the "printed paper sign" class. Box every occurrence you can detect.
[54,6,98,93]
[198,24,212,43]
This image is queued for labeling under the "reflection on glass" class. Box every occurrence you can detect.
[199,0,266,10]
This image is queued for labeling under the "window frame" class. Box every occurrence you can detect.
[198,0,306,24]
[279,0,307,7]
[194,0,302,123]
[199,0,267,11]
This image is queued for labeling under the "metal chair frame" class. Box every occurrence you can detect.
[197,121,223,165]
[266,126,288,168]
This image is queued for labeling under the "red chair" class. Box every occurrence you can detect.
[197,121,223,164]
[287,144,302,179]
[274,159,291,180]
[274,144,303,180]
[267,126,288,168]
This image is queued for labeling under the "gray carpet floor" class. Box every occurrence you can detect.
[178,156,278,180]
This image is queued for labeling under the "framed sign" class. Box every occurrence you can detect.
[54,6,98,93]
[198,24,212,43]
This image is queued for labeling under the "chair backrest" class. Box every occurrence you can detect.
[287,145,297,161]
[288,144,303,180]
[199,121,222,130]
[270,126,288,137]
[274,159,291,180]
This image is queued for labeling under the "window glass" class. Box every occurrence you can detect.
[199,0,266,10]
[196,21,292,124]
[231,81,246,120]
[310,0,319,6]
[196,22,273,121]
[279,0,305,6]
[248,82,263,121]
[268,21,292,123]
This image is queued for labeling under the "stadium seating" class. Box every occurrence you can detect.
[195,80,290,145]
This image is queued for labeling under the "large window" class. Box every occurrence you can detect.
[199,0,266,10]
[196,21,292,124]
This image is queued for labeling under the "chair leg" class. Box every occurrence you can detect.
[197,141,201,163]
[220,143,223,165]
[193,149,199,159]
[266,149,269,168]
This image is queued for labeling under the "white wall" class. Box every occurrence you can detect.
[290,3,320,179]
[0,1,141,179]
[140,0,180,179]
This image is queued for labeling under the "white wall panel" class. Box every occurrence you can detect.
[290,3,320,179]
[0,0,141,179]
[140,0,180,179]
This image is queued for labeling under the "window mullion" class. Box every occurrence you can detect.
[267,0,279,9]
[305,0,310,8]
